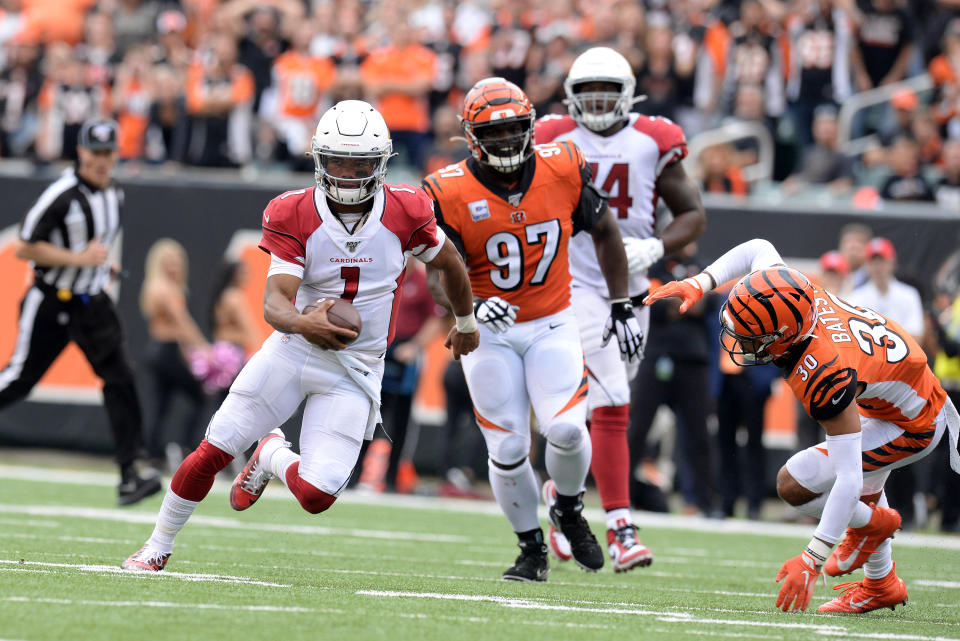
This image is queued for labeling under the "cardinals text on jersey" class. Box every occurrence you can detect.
[258,184,445,355]
[534,113,687,297]
[422,140,606,323]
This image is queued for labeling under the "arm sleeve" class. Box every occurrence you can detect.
[701,238,785,289]
[569,143,609,234]
[814,431,865,544]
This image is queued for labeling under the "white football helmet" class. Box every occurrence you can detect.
[311,100,392,204]
[563,47,636,132]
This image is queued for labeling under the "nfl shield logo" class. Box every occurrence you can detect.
[507,193,522,207]
[468,199,490,222]
[345,241,360,253]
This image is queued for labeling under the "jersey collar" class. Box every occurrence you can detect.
[466,156,537,206]
[314,188,385,256]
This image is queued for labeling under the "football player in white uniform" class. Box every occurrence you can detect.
[535,47,706,572]
[122,101,479,572]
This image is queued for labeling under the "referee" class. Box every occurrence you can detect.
[3,118,161,506]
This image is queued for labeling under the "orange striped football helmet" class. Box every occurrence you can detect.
[720,267,818,366]
[460,77,536,173]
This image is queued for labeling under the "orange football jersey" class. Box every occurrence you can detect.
[778,287,947,470]
[423,141,606,322]
[272,52,337,119]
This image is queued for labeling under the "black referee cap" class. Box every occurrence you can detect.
[78,119,118,151]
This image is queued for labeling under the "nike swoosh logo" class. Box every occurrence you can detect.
[831,390,847,405]
[548,323,562,330]
[850,596,875,609]
[836,536,869,571]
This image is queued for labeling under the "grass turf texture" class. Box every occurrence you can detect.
[1,464,959,641]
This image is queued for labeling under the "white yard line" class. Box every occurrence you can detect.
[0,559,290,588]
[914,580,960,589]
[0,504,471,544]
[3,463,959,551]
[1,596,333,614]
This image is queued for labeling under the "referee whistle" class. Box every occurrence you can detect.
[57,289,72,302]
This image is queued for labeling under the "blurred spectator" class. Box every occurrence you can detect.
[111,0,160,59]
[818,249,851,296]
[264,21,336,167]
[76,11,115,89]
[912,111,943,166]
[423,104,469,175]
[929,18,960,133]
[153,8,191,72]
[715,343,779,520]
[208,261,260,356]
[21,0,94,46]
[139,238,209,472]
[634,11,691,124]
[715,0,785,120]
[629,248,715,516]
[851,237,924,340]
[0,32,41,157]
[850,0,916,93]
[111,45,153,160]
[524,19,576,115]
[879,135,935,202]
[310,0,367,100]
[219,1,302,111]
[933,289,960,531]
[936,138,960,210]
[361,21,436,169]
[873,87,919,146]
[699,142,748,195]
[143,64,188,163]
[838,222,873,289]
[782,105,854,194]
[435,359,487,497]
[421,1,464,114]
[486,0,534,90]
[184,32,254,167]
[784,0,854,149]
[35,43,109,161]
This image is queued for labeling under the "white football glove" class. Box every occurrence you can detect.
[601,299,644,362]
[623,237,664,274]
[474,296,519,333]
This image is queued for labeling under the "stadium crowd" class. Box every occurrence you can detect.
[1,0,960,205]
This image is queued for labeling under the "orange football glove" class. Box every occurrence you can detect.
[642,277,704,313]
[775,550,822,612]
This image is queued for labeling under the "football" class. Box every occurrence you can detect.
[302,298,362,342]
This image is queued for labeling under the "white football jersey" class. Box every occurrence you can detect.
[258,185,445,358]
[535,113,687,298]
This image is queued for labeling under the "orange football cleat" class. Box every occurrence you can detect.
[817,564,908,613]
[825,503,901,576]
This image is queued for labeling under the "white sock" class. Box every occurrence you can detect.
[606,507,632,531]
[848,501,874,528]
[544,437,591,497]
[792,491,873,529]
[863,537,893,579]
[146,490,199,554]
[266,443,299,484]
[864,492,894,579]
[488,458,540,533]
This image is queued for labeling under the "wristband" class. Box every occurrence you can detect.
[804,537,833,566]
[692,272,714,293]
[455,313,478,333]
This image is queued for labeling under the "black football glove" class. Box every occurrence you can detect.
[601,299,644,362]
[474,296,520,333]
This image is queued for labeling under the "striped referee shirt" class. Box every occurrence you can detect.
[19,168,122,296]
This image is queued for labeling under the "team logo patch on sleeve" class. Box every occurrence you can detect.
[468,199,491,221]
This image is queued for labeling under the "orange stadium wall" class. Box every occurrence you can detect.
[0,173,957,462]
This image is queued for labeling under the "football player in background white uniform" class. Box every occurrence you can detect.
[122,101,479,572]
[535,47,706,572]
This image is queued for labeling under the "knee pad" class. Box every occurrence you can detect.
[489,433,529,468]
[544,421,586,451]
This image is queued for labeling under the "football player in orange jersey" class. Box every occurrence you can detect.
[424,78,642,581]
[646,238,960,614]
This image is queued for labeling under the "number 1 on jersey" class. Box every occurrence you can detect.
[340,266,359,302]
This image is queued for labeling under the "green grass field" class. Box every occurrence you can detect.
[2,461,959,641]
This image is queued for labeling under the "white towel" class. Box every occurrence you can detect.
[335,351,382,441]
[945,396,960,475]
